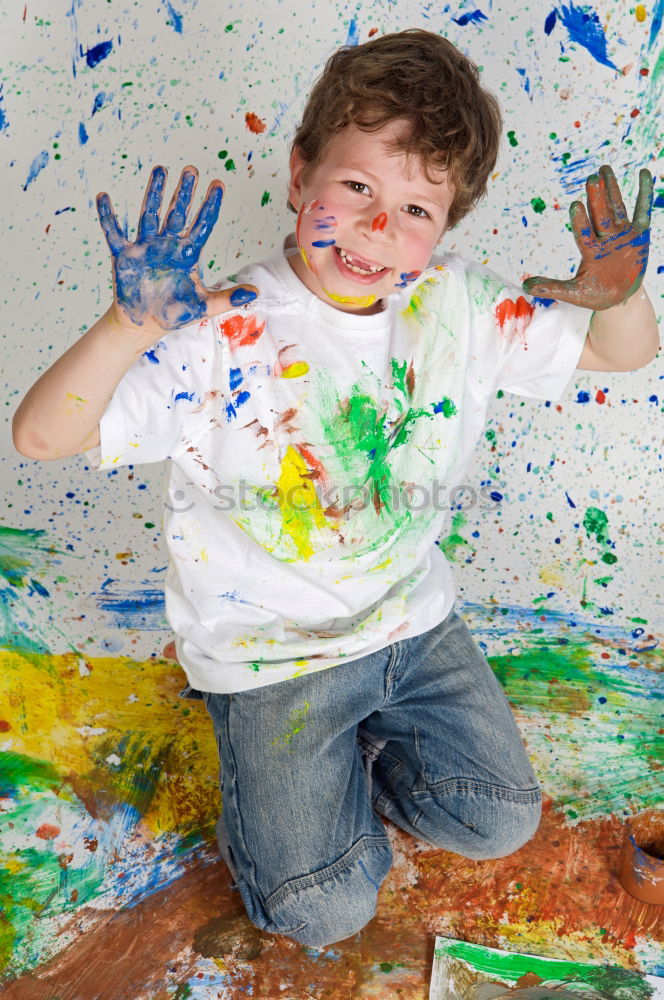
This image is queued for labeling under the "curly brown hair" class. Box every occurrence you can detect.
[290,29,502,230]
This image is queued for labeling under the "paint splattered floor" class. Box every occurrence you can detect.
[1,602,662,999]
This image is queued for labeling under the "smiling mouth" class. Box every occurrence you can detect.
[335,246,387,275]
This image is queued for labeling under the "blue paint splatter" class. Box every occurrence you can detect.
[516,67,531,95]
[164,0,183,33]
[78,122,89,145]
[22,150,49,191]
[92,91,111,115]
[86,39,113,68]
[312,239,336,247]
[229,367,243,390]
[0,84,9,135]
[533,296,556,306]
[174,390,195,403]
[452,9,488,26]
[345,17,360,46]
[555,3,618,72]
[229,287,256,306]
[94,581,166,629]
[565,492,576,508]
[544,8,557,34]
[649,0,664,49]
[576,390,591,403]
[654,191,664,209]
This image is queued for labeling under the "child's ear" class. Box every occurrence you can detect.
[288,146,307,211]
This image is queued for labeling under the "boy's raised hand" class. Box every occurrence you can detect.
[97,165,257,336]
[522,165,653,310]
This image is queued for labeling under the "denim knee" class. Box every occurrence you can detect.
[250,834,393,948]
[412,779,542,860]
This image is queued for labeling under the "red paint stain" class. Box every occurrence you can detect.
[245,112,266,134]
[368,26,378,36]
[295,444,327,485]
[36,823,61,840]
[630,108,640,118]
[0,720,10,732]
[371,212,387,232]
[494,295,535,346]
[596,389,606,403]
[219,313,265,347]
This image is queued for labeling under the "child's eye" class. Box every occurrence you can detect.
[404,204,430,219]
[344,181,369,194]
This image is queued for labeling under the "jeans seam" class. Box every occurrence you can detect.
[265,833,390,912]
[411,776,541,803]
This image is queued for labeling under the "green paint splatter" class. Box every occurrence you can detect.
[272,702,310,750]
[436,396,457,418]
[439,511,471,562]
[584,507,610,546]
[261,190,270,206]
[531,196,546,213]
[507,130,518,146]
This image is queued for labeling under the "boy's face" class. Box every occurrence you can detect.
[287,121,454,315]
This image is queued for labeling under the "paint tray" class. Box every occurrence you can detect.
[430,937,664,1000]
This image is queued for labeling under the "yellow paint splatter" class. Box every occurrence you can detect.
[276,445,328,560]
[635,4,647,22]
[322,286,376,308]
[280,361,309,378]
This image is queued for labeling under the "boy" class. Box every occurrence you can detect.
[12,29,658,948]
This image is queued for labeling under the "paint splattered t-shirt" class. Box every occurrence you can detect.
[88,243,590,692]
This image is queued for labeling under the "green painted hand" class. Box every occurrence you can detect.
[522,165,653,310]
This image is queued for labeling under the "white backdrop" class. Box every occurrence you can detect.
[2,0,662,660]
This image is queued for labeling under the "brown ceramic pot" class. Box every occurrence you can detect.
[619,809,664,905]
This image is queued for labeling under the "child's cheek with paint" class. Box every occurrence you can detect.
[296,193,433,293]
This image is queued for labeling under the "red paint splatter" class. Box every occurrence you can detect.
[494,295,535,346]
[574,120,581,127]
[596,389,606,404]
[36,823,61,840]
[371,212,387,232]
[0,720,10,732]
[218,313,265,347]
[640,67,649,76]
[295,444,327,485]
[630,108,640,118]
[245,112,266,134]
[22,4,27,20]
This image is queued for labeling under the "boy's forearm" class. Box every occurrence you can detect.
[12,308,158,460]
[579,288,660,372]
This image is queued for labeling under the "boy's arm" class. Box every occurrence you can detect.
[12,309,158,460]
[523,166,659,372]
[13,165,258,461]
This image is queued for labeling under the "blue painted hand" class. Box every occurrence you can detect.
[96,165,257,332]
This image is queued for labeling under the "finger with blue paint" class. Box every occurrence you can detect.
[96,165,258,335]
[522,165,653,310]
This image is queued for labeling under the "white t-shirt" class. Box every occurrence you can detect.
[88,242,590,692]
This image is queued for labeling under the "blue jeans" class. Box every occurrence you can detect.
[180,609,541,947]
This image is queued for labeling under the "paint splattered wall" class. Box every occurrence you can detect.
[2,0,661,659]
[1,2,663,994]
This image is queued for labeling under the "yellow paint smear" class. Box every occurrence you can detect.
[322,285,376,308]
[0,648,220,836]
[276,445,328,560]
[635,4,647,22]
[280,361,309,378]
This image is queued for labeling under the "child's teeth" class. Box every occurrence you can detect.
[339,248,384,274]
